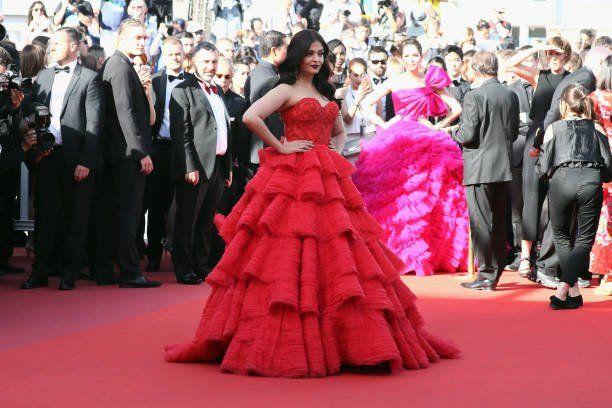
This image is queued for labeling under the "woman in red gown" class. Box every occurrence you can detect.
[164,30,459,378]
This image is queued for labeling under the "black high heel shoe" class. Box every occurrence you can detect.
[549,295,580,310]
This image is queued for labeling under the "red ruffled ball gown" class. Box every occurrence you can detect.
[164,98,460,377]
[353,66,469,276]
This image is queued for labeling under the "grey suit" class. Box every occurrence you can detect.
[29,63,103,281]
[453,78,520,282]
[244,60,283,165]
[169,76,232,279]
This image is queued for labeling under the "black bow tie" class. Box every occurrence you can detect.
[54,66,70,74]
[372,77,387,85]
[453,79,461,87]
[168,73,184,82]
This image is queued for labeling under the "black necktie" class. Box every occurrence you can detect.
[168,73,184,82]
[54,66,70,74]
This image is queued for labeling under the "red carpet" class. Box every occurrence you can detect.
[1,252,611,408]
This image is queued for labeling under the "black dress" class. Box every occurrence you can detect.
[521,69,569,241]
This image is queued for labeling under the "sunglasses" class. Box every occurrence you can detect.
[371,60,387,65]
[546,51,564,57]
[216,74,232,79]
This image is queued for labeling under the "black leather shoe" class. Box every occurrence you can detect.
[549,295,580,310]
[96,276,119,286]
[119,276,162,288]
[0,263,25,274]
[59,278,75,290]
[177,272,203,285]
[21,276,49,289]
[460,279,497,291]
[146,258,161,272]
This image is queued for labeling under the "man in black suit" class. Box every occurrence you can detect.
[244,30,287,173]
[451,51,520,291]
[170,42,232,284]
[144,37,190,272]
[444,45,472,108]
[97,18,160,288]
[209,56,250,266]
[21,28,103,290]
[368,46,394,121]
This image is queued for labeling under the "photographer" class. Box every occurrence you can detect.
[371,0,405,47]
[53,0,84,28]
[0,46,34,275]
[320,0,362,30]
[21,27,103,291]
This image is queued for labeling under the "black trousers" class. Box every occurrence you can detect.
[173,158,225,279]
[0,165,19,263]
[31,149,95,280]
[209,163,249,267]
[465,182,510,282]
[510,165,523,248]
[522,138,547,242]
[535,196,562,277]
[144,140,174,261]
[93,159,146,281]
[548,167,603,286]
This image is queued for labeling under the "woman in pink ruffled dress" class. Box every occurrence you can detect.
[353,38,469,276]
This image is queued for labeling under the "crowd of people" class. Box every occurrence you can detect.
[0,1,610,313]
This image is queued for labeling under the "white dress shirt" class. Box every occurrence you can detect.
[49,60,78,145]
[158,71,185,139]
[202,86,229,156]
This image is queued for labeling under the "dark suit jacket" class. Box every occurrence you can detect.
[100,50,151,162]
[452,78,520,186]
[244,60,283,164]
[543,66,596,131]
[508,79,534,168]
[221,88,250,167]
[30,64,104,169]
[448,78,472,107]
[169,76,232,181]
[150,69,194,137]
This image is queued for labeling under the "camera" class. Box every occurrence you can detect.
[0,67,21,93]
[30,106,55,153]
[378,0,392,7]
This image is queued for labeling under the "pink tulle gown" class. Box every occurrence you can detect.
[164,98,460,377]
[353,66,469,276]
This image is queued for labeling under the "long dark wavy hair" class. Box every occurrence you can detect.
[277,30,336,102]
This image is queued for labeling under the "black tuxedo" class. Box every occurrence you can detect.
[453,78,520,282]
[143,69,192,262]
[449,78,472,107]
[94,50,152,282]
[28,63,103,281]
[244,60,283,166]
[210,88,250,267]
[169,76,232,279]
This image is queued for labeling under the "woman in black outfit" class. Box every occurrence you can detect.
[537,83,612,309]
[505,37,572,278]
[327,39,347,90]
